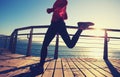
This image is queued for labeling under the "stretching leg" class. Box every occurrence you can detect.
[59,21,82,48]
[30,24,57,74]
[40,24,57,65]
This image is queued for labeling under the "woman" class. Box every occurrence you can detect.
[31,0,94,74]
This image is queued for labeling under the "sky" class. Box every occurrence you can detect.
[0,0,120,35]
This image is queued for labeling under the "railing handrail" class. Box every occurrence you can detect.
[15,25,120,32]
[13,25,120,40]
[16,25,49,31]
[8,25,120,60]
[0,35,10,49]
[0,35,10,38]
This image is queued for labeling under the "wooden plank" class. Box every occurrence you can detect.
[85,61,113,77]
[66,58,85,77]
[95,68,113,77]
[54,58,63,77]
[42,59,56,77]
[8,58,38,76]
[0,60,15,72]
[36,58,50,77]
[0,55,40,77]
[8,57,49,77]
[7,67,30,77]
[62,58,74,77]
[75,58,95,77]
[80,58,106,77]
[91,60,112,73]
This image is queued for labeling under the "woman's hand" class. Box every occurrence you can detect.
[47,8,53,14]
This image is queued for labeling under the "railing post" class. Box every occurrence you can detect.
[4,36,7,49]
[103,30,108,60]
[13,30,18,53]
[54,33,59,59]
[9,31,14,52]
[9,30,18,53]
[26,28,33,56]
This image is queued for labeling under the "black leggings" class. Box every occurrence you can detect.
[40,20,82,63]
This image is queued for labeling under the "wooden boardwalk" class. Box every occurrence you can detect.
[0,51,120,77]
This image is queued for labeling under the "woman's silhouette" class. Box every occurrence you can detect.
[31,0,94,74]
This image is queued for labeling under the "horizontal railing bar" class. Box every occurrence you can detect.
[77,42,104,44]
[18,33,46,36]
[109,46,120,48]
[106,28,120,32]
[15,25,120,41]
[18,32,105,38]
[109,37,120,39]
[58,41,104,44]
[17,33,120,40]
[109,43,120,45]
[15,25,120,32]
[0,36,10,38]
[66,26,120,32]
[16,25,49,31]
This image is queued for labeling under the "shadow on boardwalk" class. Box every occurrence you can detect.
[12,64,41,77]
[0,58,54,77]
[13,59,55,77]
[105,60,120,77]
[0,63,37,76]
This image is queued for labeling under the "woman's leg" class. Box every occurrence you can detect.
[30,24,57,74]
[40,23,57,66]
[59,21,83,48]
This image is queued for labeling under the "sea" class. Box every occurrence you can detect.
[0,39,120,59]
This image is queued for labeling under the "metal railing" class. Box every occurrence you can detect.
[6,25,120,60]
[0,35,10,49]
